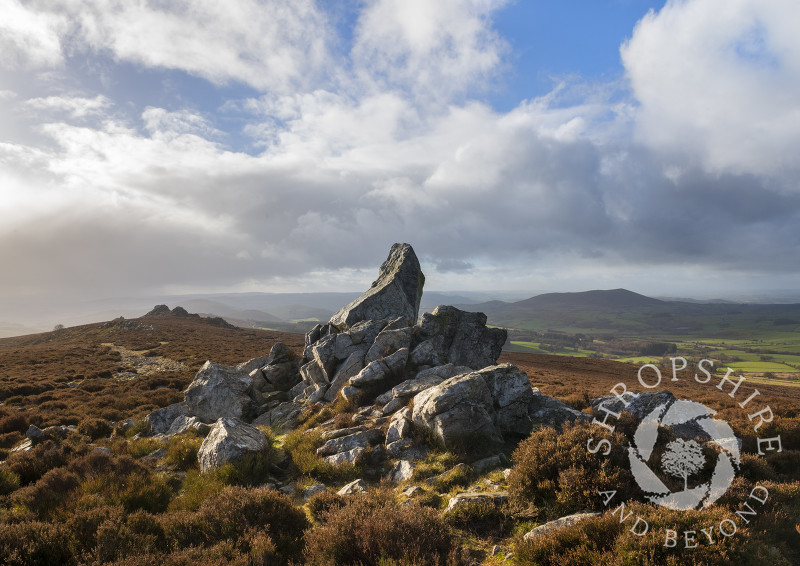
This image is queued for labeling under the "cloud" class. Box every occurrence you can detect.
[622,0,800,176]
[0,0,65,69]
[26,94,111,119]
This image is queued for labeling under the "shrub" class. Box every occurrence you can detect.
[304,489,456,565]
[0,412,27,435]
[78,417,112,440]
[4,439,75,486]
[12,467,80,519]
[444,498,512,537]
[306,489,346,522]
[0,520,77,566]
[164,435,202,471]
[507,422,637,520]
[118,472,173,513]
[283,428,356,483]
[0,468,21,496]
[93,510,166,564]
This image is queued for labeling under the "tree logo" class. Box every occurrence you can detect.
[628,399,740,511]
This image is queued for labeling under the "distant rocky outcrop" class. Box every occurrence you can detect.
[143,243,594,478]
[143,305,236,329]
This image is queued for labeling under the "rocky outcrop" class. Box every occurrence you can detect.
[523,512,599,541]
[184,361,255,422]
[530,388,592,427]
[197,417,270,472]
[145,402,189,435]
[411,305,506,369]
[329,243,424,329]
[257,342,301,391]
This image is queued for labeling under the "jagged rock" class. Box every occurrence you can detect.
[471,454,508,475]
[197,417,269,472]
[324,351,365,401]
[386,408,413,444]
[445,491,508,513]
[340,385,360,401]
[364,324,413,365]
[11,439,34,453]
[306,324,322,348]
[529,388,592,427]
[476,364,536,436]
[348,347,409,388]
[321,426,367,441]
[388,459,415,482]
[300,359,329,387]
[304,483,327,499]
[252,401,302,429]
[236,353,271,375]
[308,384,328,403]
[324,446,365,466]
[591,390,676,420]
[386,439,414,457]
[523,512,599,541]
[158,415,211,438]
[337,479,367,495]
[184,362,254,423]
[316,431,369,457]
[146,304,171,316]
[311,334,338,380]
[26,425,43,439]
[381,397,407,415]
[145,402,189,435]
[411,373,502,448]
[413,305,506,369]
[260,342,301,391]
[329,243,425,329]
[348,319,388,346]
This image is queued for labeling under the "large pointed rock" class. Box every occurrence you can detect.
[329,243,425,329]
[197,417,270,472]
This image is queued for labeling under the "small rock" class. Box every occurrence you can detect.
[304,483,327,500]
[316,431,368,457]
[11,439,33,453]
[26,424,43,439]
[93,446,112,455]
[388,459,415,482]
[445,491,509,513]
[197,417,270,473]
[337,479,367,495]
[523,512,599,541]
[401,485,423,497]
[386,439,414,457]
[279,481,298,495]
[324,446,365,466]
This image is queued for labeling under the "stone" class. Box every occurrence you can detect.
[251,401,302,430]
[197,417,270,472]
[365,326,413,365]
[529,388,592,427]
[184,362,254,423]
[386,439,414,457]
[375,390,394,406]
[300,360,329,386]
[475,364,536,436]
[145,402,189,435]
[348,347,408,388]
[340,385,360,402]
[261,357,300,391]
[444,491,509,513]
[381,397,406,415]
[471,454,506,475]
[304,483,327,499]
[321,426,367,441]
[337,479,367,495]
[11,439,33,453]
[523,512,599,541]
[311,334,338,380]
[26,424,43,439]
[159,415,211,438]
[591,390,676,421]
[308,384,329,403]
[411,373,502,449]
[316,431,369,456]
[305,324,322,348]
[324,446,365,466]
[236,353,271,375]
[414,305,507,369]
[347,319,388,346]
[329,243,425,329]
[386,408,413,444]
[401,485,423,497]
[324,351,365,401]
[388,459,415,482]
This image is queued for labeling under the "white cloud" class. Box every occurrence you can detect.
[622,0,800,176]
[26,94,111,119]
[352,0,510,102]
[0,0,65,69]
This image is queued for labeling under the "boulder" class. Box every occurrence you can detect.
[476,364,536,436]
[445,491,509,513]
[304,483,327,499]
[348,319,388,345]
[251,401,302,429]
[311,334,338,380]
[145,402,189,435]
[197,417,270,472]
[26,424,43,439]
[388,459,415,482]
[529,388,592,427]
[316,431,369,457]
[386,408,413,444]
[413,305,506,369]
[523,512,599,541]
[337,479,367,495]
[236,353,271,375]
[185,362,254,423]
[300,359,329,387]
[365,325,413,365]
[324,351,365,401]
[348,348,409,388]
[158,415,211,438]
[329,243,425,329]
[411,373,502,448]
[324,446,365,466]
[261,342,301,391]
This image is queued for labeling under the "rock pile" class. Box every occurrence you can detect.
[145,242,588,473]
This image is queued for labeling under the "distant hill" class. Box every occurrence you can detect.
[515,289,664,309]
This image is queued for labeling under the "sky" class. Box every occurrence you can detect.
[2,0,800,318]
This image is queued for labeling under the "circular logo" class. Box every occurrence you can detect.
[628,399,741,511]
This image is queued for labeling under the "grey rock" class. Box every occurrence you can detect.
[340,385,360,401]
[348,347,408,388]
[365,326,413,365]
[414,305,506,370]
[321,426,367,441]
[386,439,414,457]
[184,362,254,423]
[300,359,329,386]
[476,364,536,436]
[402,485,424,497]
[347,319,388,346]
[252,401,302,430]
[311,334,338,380]
[317,431,368,456]
[236,353,271,375]
[388,459,415,482]
[523,512,599,541]
[529,388,592,427]
[146,402,190,435]
[279,481,298,495]
[324,446,365,466]
[324,351,365,401]
[411,373,502,449]
[26,424,43,439]
[381,397,407,415]
[445,491,508,513]
[262,361,300,392]
[158,415,211,438]
[415,363,473,381]
[309,384,329,403]
[386,408,413,444]
[375,390,394,406]
[197,417,270,472]
[288,380,308,400]
[305,324,322,348]
[11,438,34,453]
[591,390,676,420]
[337,479,367,495]
[390,373,449,401]
[470,454,506,475]
[329,243,425,329]
[304,483,327,499]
